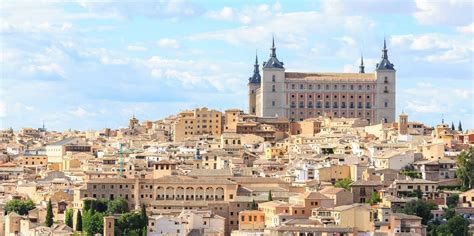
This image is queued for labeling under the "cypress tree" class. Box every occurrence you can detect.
[65,209,73,228]
[140,204,148,235]
[45,199,54,227]
[250,199,258,210]
[76,210,82,231]
[451,122,455,130]
[458,121,463,132]
[268,190,273,201]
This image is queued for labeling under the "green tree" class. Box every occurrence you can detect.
[442,207,456,220]
[45,199,54,227]
[65,209,73,228]
[446,193,459,208]
[107,198,129,214]
[117,212,143,235]
[396,199,436,225]
[4,199,36,215]
[334,178,353,191]
[446,215,470,236]
[83,210,104,236]
[75,210,82,231]
[451,122,455,130]
[140,204,148,236]
[456,147,474,189]
[268,190,273,201]
[458,121,462,132]
[250,199,258,210]
[367,192,381,205]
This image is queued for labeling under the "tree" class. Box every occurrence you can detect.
[83,210,104,236]
[107,198,129,214]
[446,193,459,208]
[65,209,73,228]
[140,204,148,236]
[116,212,143,235]
[397,199,436,225]
[334,178,353,191]
[458,121,463,132]
[442,207,456,220]
[45,199,54,227]
[456,147,474,190]
[4,199,36,215]
[451,122,455,130]
[250,199,258,210]
[75,210,82,232]
[367,192,382,205]
[445,215,470,236]
[268,190,273,201]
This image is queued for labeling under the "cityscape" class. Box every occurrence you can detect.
[1,1,473,236]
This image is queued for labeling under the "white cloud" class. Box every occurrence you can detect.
[457,23,474,34]
[206,7,234,21]
[390,33,473,63]
[157,38,180,49]
[405,100,441,113]
[69,107,90,117]
[126,44,148,51]
[413,0,473,26]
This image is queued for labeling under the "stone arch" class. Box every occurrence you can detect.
[195,187,204,200]
[185,187,194,200]
[176,187,185,200]
[205,187,214,200]
[215,187,224,200]
[156,186,165,200]
[165,187,174,200]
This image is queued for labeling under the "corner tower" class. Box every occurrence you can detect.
[257,36,286,117]
[248,53,261,115]
[375,38,396,123]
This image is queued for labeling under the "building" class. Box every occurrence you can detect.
[249,37,396,124]
[173,108,223,142]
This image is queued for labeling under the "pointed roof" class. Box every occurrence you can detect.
[263,35,284,69]
[376,38,395,71]
[359,54,365,73]
[248,53,261,84]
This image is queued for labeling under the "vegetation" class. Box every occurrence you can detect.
[367,192,382,205]
[400,170,422,179]
[75,210,82,232]
[4,199,36,215]
[334,178,353,191]
[65,209,73,228]
[45,199,54,227]
[456,147,474,190]
[394,199,436,225]
[250,199,258,210]
[268,190,273,201]
[116,212,147,236]
[406,189,423,199]
[107,198,129,214]
[446,193,459,208]
[458,121,462,131]
[451,122,455,130]
[81,198,148,236]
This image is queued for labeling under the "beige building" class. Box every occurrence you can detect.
[249,37,396,124]
[173,107,223,142]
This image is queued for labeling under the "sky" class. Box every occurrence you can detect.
[1,0,473,131]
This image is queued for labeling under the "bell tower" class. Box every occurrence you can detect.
[375,38,396,123]
[248,53,261,115]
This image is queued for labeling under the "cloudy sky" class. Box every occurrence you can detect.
[1,0,473,131]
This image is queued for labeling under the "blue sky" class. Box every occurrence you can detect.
[1,0,473,131]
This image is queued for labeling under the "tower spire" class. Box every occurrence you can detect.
[270,34,276,58]
[254,51,259,74]
[382,37,388,59]
[359,53,365,73]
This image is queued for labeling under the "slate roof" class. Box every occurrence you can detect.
[376,39,395,71]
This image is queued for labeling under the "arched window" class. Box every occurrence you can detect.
[291,101,296,108]
[308,101,313,108]
[272,85,276,92]
[272,75,276,82]
[299,101,304,108]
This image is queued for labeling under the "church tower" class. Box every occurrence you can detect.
[258,36,286,117]
[248,53,261,115]
[375,38,396,123]
[398,112,408,135]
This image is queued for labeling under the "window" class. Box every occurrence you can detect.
[384,76,388,83]
[309,84,312,90]
[325,85,329,90]
[350,85,354,90]
[272,75,276,82]
[272,101,276,106]
[334,85,337,90]
[291,101,296,108]
[308,101,313,108]
[384,101,388,108]
[299,101,304,108]
[333,102,338,108]
[366,102,371,108]
[316,101,321,108]
[325,102,330,108]
[272,85,276,92]
[291,84,295,89]
[300,84,304,89]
